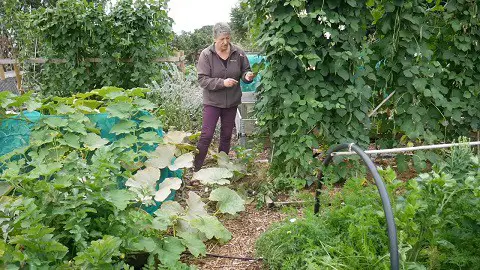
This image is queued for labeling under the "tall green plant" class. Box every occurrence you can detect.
[1,0,107,58]
[26,0,173,96]
[369,0,480,143]
[230,2,258,52]
[247,0,480,179]
[248,0,374,179]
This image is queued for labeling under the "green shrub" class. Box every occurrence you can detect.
[21,0,173,96]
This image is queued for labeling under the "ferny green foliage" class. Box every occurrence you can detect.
[256,146,480,269]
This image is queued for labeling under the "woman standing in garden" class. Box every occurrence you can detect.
[193,22,255,171]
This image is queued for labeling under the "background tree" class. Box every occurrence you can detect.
[0,0,173,96]
[0,0,107,58]
[172,25,213,64]
[229,2,259,52]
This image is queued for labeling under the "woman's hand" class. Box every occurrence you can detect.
[224,78,239,87]
[244,72,256,82]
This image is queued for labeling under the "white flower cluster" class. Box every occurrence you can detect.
[298,9,308,18]
[318,15,331,28]
[318,14,347,40]
[318,16,328,23]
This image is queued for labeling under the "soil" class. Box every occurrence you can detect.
[373,156,431,181]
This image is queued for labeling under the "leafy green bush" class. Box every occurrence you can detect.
[247,0,480,179]
[0,87,245,268]
[18,0,173,96]
[398,149,480,269]
[148,65,203,132]
[230,3,258,52]
[322,156,368,185]
[256,147,480,269]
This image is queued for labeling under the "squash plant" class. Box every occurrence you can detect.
[0,87,245,269]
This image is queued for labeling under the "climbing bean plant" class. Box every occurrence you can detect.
[369,0,480,143]
[247,0,480,179]
[248,0,374,179]
[26,0,172,96]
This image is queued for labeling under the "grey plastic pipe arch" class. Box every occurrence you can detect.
[314,143,399,270]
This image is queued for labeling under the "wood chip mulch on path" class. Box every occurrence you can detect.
[185,204,286,270]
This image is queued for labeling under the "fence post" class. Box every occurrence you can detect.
[13,63,22,93]
[477,131,479,155]
[0,65,5,80]
[177,51,185,73]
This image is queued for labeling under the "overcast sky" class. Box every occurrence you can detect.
[168,0,239,33]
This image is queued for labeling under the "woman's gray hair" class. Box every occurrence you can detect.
[213,22,231,39]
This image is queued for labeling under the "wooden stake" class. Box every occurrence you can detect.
[0,65,5,80]
[13,63,22,93]
[177,51,185,73]
[477,131,479,155]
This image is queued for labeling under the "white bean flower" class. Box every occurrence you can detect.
[324,32,331,39]
[298,9,307,18]
[339,25,346,31]
[317,16,327,23]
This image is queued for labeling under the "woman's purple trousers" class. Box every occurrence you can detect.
[194,105,237,171]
